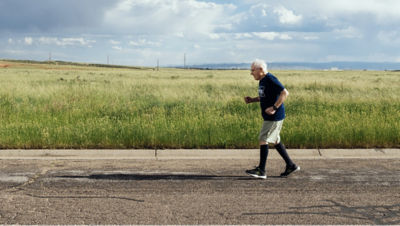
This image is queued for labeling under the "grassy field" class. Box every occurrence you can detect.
[0,60,399,149]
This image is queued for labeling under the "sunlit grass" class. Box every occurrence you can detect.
[0,61,399,148]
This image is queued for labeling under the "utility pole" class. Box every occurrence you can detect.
[184,53,186,69]
[107,55,109,65]
[157,58,159,71]
[48,52,52,62]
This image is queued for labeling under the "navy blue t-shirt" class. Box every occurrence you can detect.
[258,73,285,121]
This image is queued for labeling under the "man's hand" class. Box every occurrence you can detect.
[244,96,260,104]
[265,106,276,115]
[244,96,253,104]
[265,89,288,115]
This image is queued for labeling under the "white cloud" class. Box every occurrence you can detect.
[377,31,400,44]
[304,35,319,40]
[24,37,33,45]
[208,33,220,40]
[38,37,96,46]
[174,32,185,38]
[333,26,362,39]
[324,54,360,62]
[3,49,27,55]
[252,32,292,41]
[38,37,59,45]
[129,39,161,47]
[63,38,96,46]
[109,40,120,45]
[235,33,253,39]
[279,34,292,40]
[112,46,122,51]
[273,6,302,25]
[248,3,269,16]
[8,38,13,44]
[296,0,400,28]
[104,0,236,34]
[252,32,277,40]
[311,0,400,18]
[261,8,267,17]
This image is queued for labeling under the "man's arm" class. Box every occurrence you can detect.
[244,96,260,104]
[265,89,289,115]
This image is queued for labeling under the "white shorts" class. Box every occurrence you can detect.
[258,120,284,144]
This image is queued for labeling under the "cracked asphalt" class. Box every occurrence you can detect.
[0,158,399,224]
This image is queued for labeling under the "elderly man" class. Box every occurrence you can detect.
[244,59,300,179]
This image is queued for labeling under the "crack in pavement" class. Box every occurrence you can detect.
[24,193,145,203]
[242,200,400,224]
[6,166,53,193]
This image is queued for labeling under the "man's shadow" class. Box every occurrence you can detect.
[56,173,283,181]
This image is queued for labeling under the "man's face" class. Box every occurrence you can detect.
[250,65,265,80]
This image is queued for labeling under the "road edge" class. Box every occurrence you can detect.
[0,149,399,160]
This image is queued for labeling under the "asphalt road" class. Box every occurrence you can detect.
[0,158,399,224]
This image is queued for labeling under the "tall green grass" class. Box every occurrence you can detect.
[0,61,399,148]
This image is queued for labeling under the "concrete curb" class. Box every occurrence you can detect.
[0,149,399,160]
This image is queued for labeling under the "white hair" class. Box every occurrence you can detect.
[252,59,268,73]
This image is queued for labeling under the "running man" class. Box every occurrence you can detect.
[244,59,300,179]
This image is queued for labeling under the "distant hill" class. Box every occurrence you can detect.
[180,62,400,71]
[0,59,150,70]
[3,59,400,71]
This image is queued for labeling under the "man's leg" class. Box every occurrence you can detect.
[258,142,269,172]
[275,142,300,177]
[246,141,268,179]
[274,142,294,167]
[246,121,274,179]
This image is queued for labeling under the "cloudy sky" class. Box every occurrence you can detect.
[1,0,400,66]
